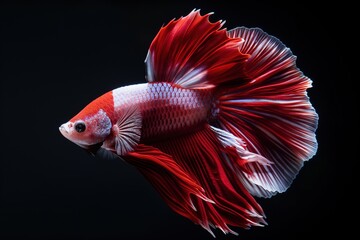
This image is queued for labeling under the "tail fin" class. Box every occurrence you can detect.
[216,27,318,197]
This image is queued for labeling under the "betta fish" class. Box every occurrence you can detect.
[59,9,318,236]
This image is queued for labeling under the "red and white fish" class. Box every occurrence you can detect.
[59,9,318,236]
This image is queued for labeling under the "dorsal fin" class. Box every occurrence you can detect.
[145,9,249,89]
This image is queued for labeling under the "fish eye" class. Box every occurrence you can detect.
[74,121,86,133]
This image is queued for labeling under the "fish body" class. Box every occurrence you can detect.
[110,83,213,142]
[59,10,318,236]
[62,83,213,154]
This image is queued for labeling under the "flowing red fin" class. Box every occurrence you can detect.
[145,9,249,89]
[124,144,213,224]
[151,125,266,236]
[215,27,318,197]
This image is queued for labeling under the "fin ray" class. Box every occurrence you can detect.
[109,106,142,156]
[215,27,318,197]
[152,125,266,235]
[145,9,249,88]
[125,144,212,222]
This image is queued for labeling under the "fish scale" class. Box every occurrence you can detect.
[112,82,213,142]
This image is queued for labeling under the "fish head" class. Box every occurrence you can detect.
[59,108,112,150]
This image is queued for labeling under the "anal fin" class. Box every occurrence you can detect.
[124,144,212,222]
[149,125,266,235]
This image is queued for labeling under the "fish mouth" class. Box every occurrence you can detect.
[59,126,68,139]
[59,124,103,155]
[59,122,103,155]
[59,122,72,138]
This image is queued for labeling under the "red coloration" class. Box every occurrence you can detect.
[61,9,318,237]
[145,125,266,234]
[71,91,114,122]
[110,83,214,142]
[128,11,316,234]
[138,84,213,141]
[126,144,211,220]
[145,10,249,88]
[218,27,318,197]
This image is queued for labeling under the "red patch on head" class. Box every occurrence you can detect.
[70,91,114,122]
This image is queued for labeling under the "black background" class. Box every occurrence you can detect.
[0,1,355,240]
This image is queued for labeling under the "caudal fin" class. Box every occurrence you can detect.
[216,27,318,197]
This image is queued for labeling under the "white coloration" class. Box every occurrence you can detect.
[84,109,112,139]
[211,126,288,198]
[145,49,211,89]
[239,172,277,198]
[221,152,277,198]
[113,106,142,156]
[239,107,318,160]
[211,126,271,165]
[112,83,148,109]
[201,224,216,238]
[59,122,71,134]
[145,50,154,82]
[176,67,208,88]
[219,123,312,198]
[59,109,111,146]
[211,126,247,150]
[241,156,302,197]
[189,199,197,211]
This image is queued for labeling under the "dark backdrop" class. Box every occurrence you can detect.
[0,1,354,240]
